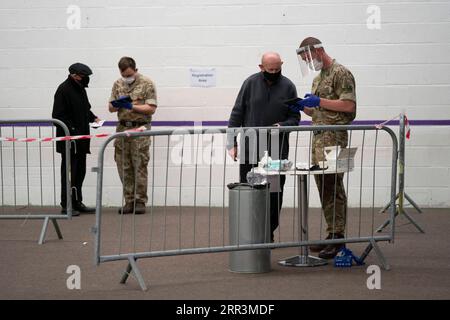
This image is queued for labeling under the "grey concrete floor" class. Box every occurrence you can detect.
[0,206,449,300]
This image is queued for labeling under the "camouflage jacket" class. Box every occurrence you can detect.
[110,73,157,123]
[311,60,356,125]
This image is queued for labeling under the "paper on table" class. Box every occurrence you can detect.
[295,162,311,170]
[90,120,105,128]
[295,161,328,171]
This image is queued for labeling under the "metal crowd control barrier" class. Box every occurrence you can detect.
[377,113,424,233]
[0,119,72,244]
[93,125,398,291]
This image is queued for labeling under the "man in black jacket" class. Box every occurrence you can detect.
[52,63,100,215]
[227,52,300,241]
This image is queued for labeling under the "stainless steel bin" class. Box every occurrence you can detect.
[228,183,271,273]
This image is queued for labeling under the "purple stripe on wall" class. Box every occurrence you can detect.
[1,120,450,127]
[145,120,450,126]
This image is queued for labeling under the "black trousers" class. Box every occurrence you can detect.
[60,150,87,208]
[239,164,286,236]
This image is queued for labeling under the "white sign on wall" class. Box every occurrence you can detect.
[189,68,216,87]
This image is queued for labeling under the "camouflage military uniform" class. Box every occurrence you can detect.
[310,60,356,235]
[110,73,157,205]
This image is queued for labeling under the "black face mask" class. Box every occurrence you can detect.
[263,70,281,82]
[79,76,90,88]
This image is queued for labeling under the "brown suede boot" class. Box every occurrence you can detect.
[118,202,134,214]
[318,243,345,259]
[318,233,345,259]
[310,233,334,252]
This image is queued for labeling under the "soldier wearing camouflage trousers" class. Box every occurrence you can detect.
[289,37,357,259]
[108,57,157,214]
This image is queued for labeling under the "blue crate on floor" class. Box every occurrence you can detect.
[334,247,365,268]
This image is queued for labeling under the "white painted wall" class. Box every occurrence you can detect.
[0,0,449,207]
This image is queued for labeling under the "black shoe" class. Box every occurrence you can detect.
[61,208,80,217]
[73,202,95,213]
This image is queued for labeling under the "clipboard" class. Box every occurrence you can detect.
[283,97,303,105]
[111,96,132,108]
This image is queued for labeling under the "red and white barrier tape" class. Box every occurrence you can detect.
[0,115,412,143]
[375,113,411,139]
[404,116,411,139]
[0,126,147,143]
[374,113,401,129]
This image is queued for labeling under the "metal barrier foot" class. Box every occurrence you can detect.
[361,239,390,271]
[376,210,399,233]
[380,192,423,215]
[51,219,63,240]
[38,217,50,245]
[377,208,425,234]
[120,263,132,284]
[404,193,423,214]
[402,209,425,233]
[379,194,399,214]
[120,257,148,291]
[38,217,64,244]
[371,239,390,270]
[278,255,328,267]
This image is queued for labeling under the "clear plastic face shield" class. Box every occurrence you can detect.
[296,44,323,78]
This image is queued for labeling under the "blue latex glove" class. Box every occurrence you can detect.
[111,96,133,110]
[120,101,133,110]
[299,93,321,108]
[288,101,305,113]
[287,94,321,112]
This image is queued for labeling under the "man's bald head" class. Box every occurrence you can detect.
[259,52,283,74]
[261,52,282,64]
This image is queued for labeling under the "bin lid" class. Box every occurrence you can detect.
[227,183,268,190]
